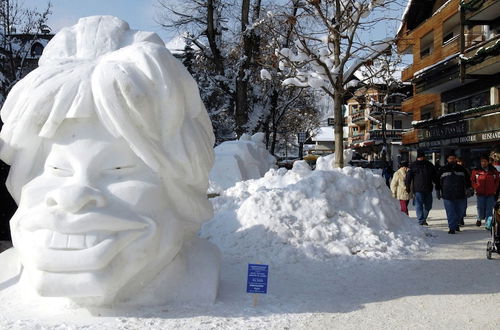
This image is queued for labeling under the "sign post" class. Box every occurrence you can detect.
[246,263,269,306]
[297,132,307,159]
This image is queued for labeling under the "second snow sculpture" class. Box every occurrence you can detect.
[0,16,220,307]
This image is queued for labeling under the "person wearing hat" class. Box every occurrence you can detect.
[436,152,471,234]
[391,161,413,215]
[471,154,499,227]
[405,150,440,225]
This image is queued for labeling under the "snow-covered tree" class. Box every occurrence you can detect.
[158,0,262,139]
[275,0,401,167]
[0,0,51,104]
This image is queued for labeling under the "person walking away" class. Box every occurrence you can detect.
[456,157,472,226]
[382,161,394,188]
[436,153,471,234]
[405,149,440,225]
[391,161,413,215]
[471,155,500,227]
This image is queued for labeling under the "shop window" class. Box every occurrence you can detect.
[447,90,490,113]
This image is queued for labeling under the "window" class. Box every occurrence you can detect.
[447,91,490,113]
[442,14,460,46]
[31,43,43,57]
[420,104,434,120]
[420,31,434,59]
[394,120,402,129]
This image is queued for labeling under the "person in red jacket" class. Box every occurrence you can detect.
[471,155,500,226]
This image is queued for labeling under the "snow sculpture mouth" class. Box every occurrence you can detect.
[33,229,131,250]
[14,212,150,272]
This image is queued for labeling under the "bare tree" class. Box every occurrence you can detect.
[0,0,52,104]
[275,0,401,167]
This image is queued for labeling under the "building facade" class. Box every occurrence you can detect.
[346,85,413,168]
[397,0,500,167]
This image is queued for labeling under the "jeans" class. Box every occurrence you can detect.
[443,199,467,230]
[477,195,496,220]
[414,192,433,224]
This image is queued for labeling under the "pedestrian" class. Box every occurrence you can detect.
[436,152,471,234]
[391,161,413,215]
[382,161,394,187]
[471,155,500,227]
[405,149,440,225]
[456,157,472,226]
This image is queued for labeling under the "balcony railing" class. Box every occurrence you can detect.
[369,129,406,141]
[351,112,365,123]
[351,133,365,142]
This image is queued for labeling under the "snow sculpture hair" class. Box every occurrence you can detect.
[0,16,220,307]
[0,16,214,233]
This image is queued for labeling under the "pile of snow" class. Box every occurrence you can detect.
[202,158,426,263]
[208,133,276,193]
[315,149,354,169]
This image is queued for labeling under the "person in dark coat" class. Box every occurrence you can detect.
[436,152,472,234]
[405,149,440,225]
[382,161,394,187]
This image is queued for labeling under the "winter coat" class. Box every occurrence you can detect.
[405,159,440,193]
[391,167,413,201]
[471,165,500,196]
[438,163,471,200]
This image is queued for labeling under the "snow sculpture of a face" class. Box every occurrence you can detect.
[0,16,219,306]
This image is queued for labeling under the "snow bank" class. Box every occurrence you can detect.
[208,133,276,193]
[315,149,354,169]
[203,160,426,264]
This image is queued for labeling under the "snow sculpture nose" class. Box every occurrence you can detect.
[45,184,107,213]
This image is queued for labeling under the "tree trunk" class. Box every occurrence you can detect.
[206,0,224,75]
[235,0,262,136]
[334,90,344,168]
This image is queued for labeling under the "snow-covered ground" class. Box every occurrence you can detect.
[2,170,500,329]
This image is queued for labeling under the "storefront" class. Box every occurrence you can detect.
[411,105,500,168]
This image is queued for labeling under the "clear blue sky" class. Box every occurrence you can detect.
[24,0,176,42]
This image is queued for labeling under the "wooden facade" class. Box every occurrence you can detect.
[396,0,500,164]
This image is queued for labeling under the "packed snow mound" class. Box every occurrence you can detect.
[208,133,276,193]
[202,162,427,263]
[315,149,354,169]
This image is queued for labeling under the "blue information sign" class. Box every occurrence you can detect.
[246,264,269,294]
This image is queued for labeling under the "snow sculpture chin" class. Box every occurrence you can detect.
[0,16,220,307]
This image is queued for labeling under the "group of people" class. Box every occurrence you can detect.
[390,149,500,234]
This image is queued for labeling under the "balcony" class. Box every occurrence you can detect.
[351,112,366,123]
[401,37,460,81]
[462,35,500,76]
[369,129,406,141]
[462,0,500,22]
[402,129,419,145]
[351,133,366,142]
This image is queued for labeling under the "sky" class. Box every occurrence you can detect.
[23,0,178,42]
[23,0,408,45]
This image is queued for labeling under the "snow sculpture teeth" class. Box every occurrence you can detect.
[33,230,107,250]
